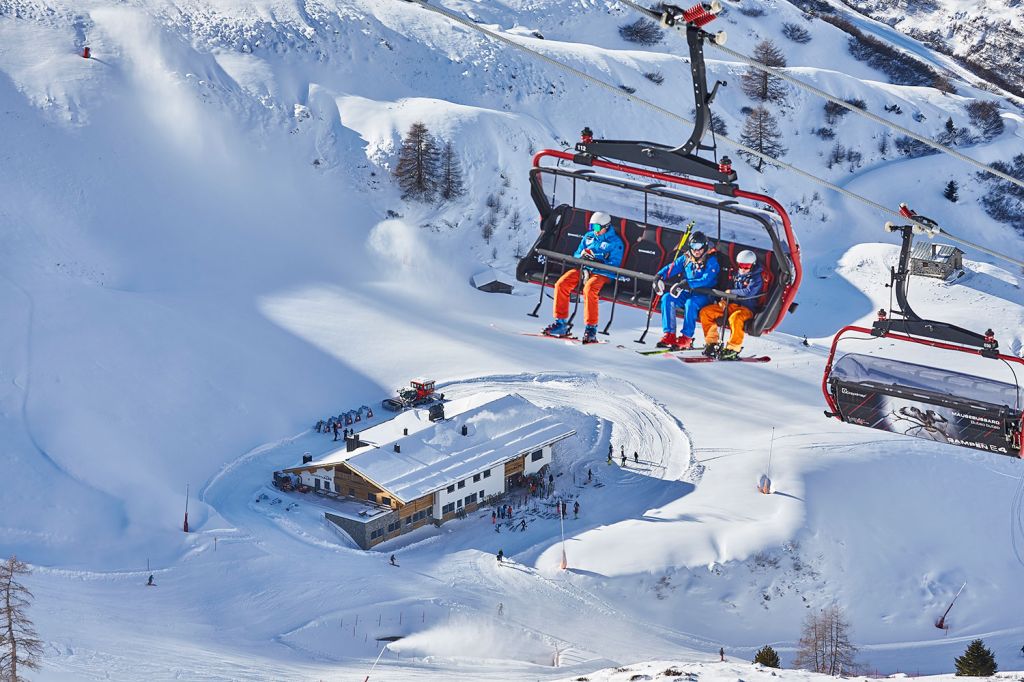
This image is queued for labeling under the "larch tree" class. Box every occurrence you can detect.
[439,140,465,202]
[0,556,42,681]
[393,122,441,202]
[737,106,787,173]
[793,604,858,676]
[740,39,788,103]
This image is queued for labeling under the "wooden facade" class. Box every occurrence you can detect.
[332,462,394,507]
[504,455,525,478]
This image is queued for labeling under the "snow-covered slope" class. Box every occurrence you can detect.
[1,0,1023,679]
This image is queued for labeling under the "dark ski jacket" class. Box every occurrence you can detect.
[727,264,764,310]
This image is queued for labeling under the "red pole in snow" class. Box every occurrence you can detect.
[82,47,91,59]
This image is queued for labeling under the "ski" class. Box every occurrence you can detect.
[635,346,705,356]
[489,325,608,345]
[519,332,607,345]
[678,355,771,364]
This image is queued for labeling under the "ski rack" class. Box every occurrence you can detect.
[875,204,1000,355]
[572,2,736,186]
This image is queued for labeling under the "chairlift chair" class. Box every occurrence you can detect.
[822,205,1024,458]
[515,2,802,337]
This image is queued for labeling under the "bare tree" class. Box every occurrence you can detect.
[0,556,42,681]
[740,40,788,103]
[737,107,787,173]
[393,122,441,202]
[794,604,858,675]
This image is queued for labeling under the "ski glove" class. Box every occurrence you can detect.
[669,280,690,297]
[654,277,665,294]
[580,249,596,261]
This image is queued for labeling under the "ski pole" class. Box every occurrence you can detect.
[600,277,621,335]
[529,257,551,318]
[565,267,586,333]
[636,289,659,344]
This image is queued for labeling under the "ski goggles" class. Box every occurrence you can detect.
[737,262,754,270]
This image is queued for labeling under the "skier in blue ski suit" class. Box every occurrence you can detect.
[654,231,719,349]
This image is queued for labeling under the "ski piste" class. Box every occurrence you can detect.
[678,355,771,364]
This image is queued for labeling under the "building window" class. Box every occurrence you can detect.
[457,499,463,508]
[349,488,355,496]
[447,484,455,493]
[367,492,375,502]
[457,480,465,489]
[480,490,485,500]
[473,473,481,483]
[531,449,543,462]
[465,493,477,505]
[381,497,390,506]
[483,470,491,479]
[324,481,331,492]
[442,502,455,514]
[314,478,321,490]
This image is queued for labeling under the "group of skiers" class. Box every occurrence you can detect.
[542,212,763,360]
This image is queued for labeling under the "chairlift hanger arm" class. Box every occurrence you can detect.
[875,205,1002,357]
[574,3,735,184]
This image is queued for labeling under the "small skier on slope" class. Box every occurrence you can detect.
[654,231,720,350]
[699,249,763,361]
[543,211,624,344]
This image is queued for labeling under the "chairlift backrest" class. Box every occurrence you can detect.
[823,333,1024,458]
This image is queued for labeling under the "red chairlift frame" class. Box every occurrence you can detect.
[529,149,804,334]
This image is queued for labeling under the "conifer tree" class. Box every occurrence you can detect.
[0,556,42,681]
[738,107,787,173]
[955,639,997,676]
[740,40,788,103]
[753,645,781,668]
[438,140,465,201]
[943,180,959,203]
[393,122,440,201]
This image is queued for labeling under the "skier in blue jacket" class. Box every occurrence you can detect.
[654,231,719,349]
[544,211,625,344]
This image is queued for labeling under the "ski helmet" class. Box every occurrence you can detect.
[688,231,708,252]
[589,212,612,229]
[736,250,757,268]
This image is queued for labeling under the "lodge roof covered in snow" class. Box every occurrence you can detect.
[285,394,575,503]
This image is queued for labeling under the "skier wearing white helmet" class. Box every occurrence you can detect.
[543,211,624,344]
[699,249,764,360]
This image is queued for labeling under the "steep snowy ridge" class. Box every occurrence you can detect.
[0,0,1023,679]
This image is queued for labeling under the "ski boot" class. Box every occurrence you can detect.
[543,318,571,337]
[718,347,741,361]
[702,342,721,358]
[673,334,693,350]
[582,325,599,344]
[656,332,677,349]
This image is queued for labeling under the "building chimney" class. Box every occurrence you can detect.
[461,424,468,436]
[302,453,313,464]
[346,434,360,452]
[394,443,401,453]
